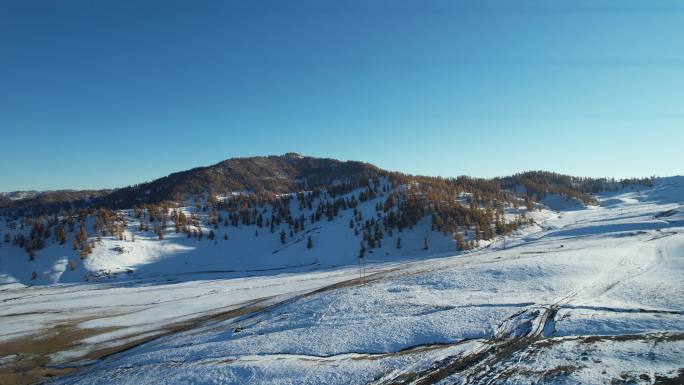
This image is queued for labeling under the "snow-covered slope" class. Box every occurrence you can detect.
[0,180,536,287]
[1,177,682,384]
[0,183,478,287]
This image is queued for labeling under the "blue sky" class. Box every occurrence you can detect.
[1,0,683,191]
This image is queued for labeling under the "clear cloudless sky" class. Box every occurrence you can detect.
[1,0,683,191]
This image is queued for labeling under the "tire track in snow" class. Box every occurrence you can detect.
[372,293,576,385]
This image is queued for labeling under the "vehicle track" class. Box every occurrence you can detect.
[373,292,576,385]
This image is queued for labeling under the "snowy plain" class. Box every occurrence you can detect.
[1,177,682,384]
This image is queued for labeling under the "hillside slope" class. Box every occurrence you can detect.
[101,153,384,208]
[1,154,648,217]
[0,178,540,286]
[0,154,383,215]
[0,176,681,385]
[0,155,654,287]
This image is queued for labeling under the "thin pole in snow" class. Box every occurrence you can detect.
[358,257,362,282]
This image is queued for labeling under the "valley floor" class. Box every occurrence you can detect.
[1,178,683,384]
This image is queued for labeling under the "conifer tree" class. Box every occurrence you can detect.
[77,225,88,243]
[55,225,66,245]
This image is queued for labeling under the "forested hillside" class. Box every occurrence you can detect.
[0,154,653,283]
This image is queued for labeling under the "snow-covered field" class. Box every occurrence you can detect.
[1,177,683,384]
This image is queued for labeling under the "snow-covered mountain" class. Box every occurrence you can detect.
[1,177,487,286]
[0,153,652,285]
[0,156,678,385]
[0,191,42,201]
[1,154,383,215]
[0,154,639,217]
[0,154,652,288]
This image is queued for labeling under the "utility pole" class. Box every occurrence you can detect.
[358,254,366,284]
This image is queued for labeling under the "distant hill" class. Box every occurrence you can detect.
[101,153,384,208]
[0,154,651,216]
[1,154,384,215]
[497,171,653,206]
[0,191,43,201]
[0,189,112,216]
[0,154,656,286]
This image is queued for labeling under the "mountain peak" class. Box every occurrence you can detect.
[282,152,304,160]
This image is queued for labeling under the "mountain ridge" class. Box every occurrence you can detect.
[0,153,653,216]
